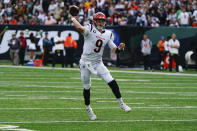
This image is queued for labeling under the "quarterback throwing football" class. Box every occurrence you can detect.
[70,12,131,120]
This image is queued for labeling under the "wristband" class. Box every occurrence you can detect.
[71,17,76,21]
[115,47,120,54]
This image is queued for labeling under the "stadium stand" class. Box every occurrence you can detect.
[0,0,197,27]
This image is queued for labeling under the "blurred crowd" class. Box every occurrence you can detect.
[1,0,197,27]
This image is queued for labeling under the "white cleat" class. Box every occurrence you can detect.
[86,106,97,120]
[120,103,131,112]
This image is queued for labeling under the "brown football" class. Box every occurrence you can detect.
[69,5,79,16]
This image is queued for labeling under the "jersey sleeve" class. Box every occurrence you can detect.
[108,40,117,49]
[83,24,92,36]
[107,31,116,49]
[109,31,114,41]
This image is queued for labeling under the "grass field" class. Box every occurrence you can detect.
[0,66,197,131]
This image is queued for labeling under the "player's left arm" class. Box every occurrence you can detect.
[108,40,125,53]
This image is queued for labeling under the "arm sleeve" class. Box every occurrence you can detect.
[108,40,117,50]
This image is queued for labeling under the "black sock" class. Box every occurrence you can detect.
[108,80,121,99]
[83,89,90,105]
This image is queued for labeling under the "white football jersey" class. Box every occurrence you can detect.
[81,24,115,63]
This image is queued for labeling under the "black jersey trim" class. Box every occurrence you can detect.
[90,24,93,32]
[110,32,113,39]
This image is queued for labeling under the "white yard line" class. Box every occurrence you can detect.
[6,95,26,97]
[1,65,197,77]
[1,83,197,86]
[0,119,196,124]
[0,97,197,100]
[0,106,196,110]
[0,81,81,84]
[1,91,197,95]
[0,125,34,131]
[2,75,197,81]
[0,85,81,88]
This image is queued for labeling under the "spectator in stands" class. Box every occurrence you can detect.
[33,1,42,15]
[26,0,34,14]
[5,1,13,15]
[108,2,115,17]
[34,13,41,25]
[38,10,46,24]
[44,13,57,25]
[23,15,29,24]
[52,31,64,68]
[3,0,10,8]
[18,16,24,25]
[0,5,5,19]
[85,0,92,11]
[28,15,37,25]
[60,6,69,22]
[97,0,105,8]
[78,4,85,21]
[57,0,64,8]
[16,3,24,16]
[54,4,63,21]
[18,31,27,66]
[42,32,52,66]
[87,4,95,22]
[8,33,20,65]
[136,11,147,27]
[157,8,167,26]
[42,0,50,14]
[119,17,127,25]
[83,17,90,25]
[157,36,165,68]
[149,10,160,27]
[178,7,190,26]
[9,16,18,25]
[48,0,57,15]
[0,0,196,27]
[58,17,66,25]
[64,33,77,68]
[166,9,177,26]
[151,20,159,27]
[168,33,180,72]
[0,15,9,24]
[28,33,37,62]
[141,34,152,71]
[192,9,197,27]
[110,10,120,25]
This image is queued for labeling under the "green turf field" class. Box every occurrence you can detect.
[0,66,197,131]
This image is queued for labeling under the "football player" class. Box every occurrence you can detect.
[70,12,131,120]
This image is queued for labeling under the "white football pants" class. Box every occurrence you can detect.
[79,59,114,90]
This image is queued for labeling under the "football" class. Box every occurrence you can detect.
[69,5,79,16]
